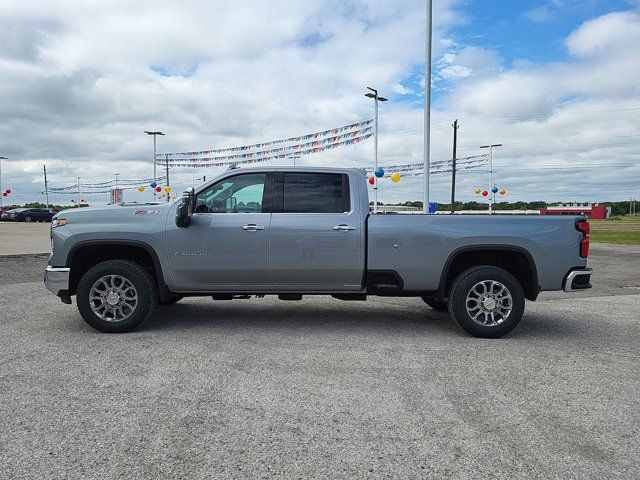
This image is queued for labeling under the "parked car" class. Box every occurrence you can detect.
[44,167,592,337]
[1,208,22,221]
[10,208,56,222]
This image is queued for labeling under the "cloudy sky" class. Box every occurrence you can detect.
[1,0,639,205]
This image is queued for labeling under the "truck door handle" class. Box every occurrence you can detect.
[332,224,356,231]
[241,224,265,231]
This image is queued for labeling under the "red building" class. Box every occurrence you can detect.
[539,204,609,219]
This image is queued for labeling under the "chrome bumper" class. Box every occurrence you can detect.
[563,268,592,292]
[44,266,70,296]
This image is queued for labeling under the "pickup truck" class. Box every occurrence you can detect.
[44,167,592,338]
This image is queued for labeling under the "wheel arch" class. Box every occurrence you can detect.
[66,240,167,296]
[438,245,539,301]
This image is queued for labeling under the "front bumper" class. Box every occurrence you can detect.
[44,266,70,297]
[563,268,592,292]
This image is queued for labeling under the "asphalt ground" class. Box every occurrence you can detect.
[0,245,639,478]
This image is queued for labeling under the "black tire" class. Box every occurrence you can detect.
[447,266,525,338]
[421,296,448,312]
[76,260,157,333]
[158,295,183,306]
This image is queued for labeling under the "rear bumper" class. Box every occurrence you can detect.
[44,266,70,297]
[563,268,592,292]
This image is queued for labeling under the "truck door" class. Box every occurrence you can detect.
[166,172,273,290]
[269,172,364,290]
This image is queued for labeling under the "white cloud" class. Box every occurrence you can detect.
[0,0,638,207]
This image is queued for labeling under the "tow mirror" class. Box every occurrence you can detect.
[176,189,194,228]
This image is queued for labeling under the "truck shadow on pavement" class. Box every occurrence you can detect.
[133,300,587,340]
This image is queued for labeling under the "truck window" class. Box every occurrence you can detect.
[195,173,267,213]
[282,173,350,213]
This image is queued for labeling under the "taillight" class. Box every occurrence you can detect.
[577,220,590,258]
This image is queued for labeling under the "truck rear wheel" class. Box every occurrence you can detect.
[76,260,157,333]
[447,266,524,338]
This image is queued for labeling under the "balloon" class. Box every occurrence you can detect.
[164,186,171,193]
[5,189,10,194]
[491,186,499,194]
[155,186,162,192]
[2,193,6,197]
[172,195,177,200]
[374,167,385,178]
[368,176,375,185]
[137,186,145,192]
[391,172,401,183]
[482,190,489,197]
[499,188,506,195]
[474,188,481,195]
[150,181,157,188]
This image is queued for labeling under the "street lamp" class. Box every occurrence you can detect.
[0,156,7,208]
[365,87,387,214]
[480,143,502,214]
[144,131,165,185]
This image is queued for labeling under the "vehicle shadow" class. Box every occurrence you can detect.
[139,298,593,340]
[143,299,463,336]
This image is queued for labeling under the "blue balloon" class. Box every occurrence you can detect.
[374,167,385,178]
[150,181,157,188]
[491,186,499,194]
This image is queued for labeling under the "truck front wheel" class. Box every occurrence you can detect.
[447,266,525,338]
[76,260,157,333]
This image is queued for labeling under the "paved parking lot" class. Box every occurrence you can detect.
[1,243,639,478]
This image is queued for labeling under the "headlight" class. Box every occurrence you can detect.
[51,218,68,228]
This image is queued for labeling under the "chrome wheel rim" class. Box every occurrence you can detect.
[89,275,138,322]
[465,280,513,326]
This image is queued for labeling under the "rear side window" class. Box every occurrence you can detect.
[282,173,350,213]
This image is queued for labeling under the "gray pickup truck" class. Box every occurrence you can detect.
[44,166,592,337]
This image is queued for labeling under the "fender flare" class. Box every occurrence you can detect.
[438,244,539,299]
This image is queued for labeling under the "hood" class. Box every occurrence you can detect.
[55,202,175,224]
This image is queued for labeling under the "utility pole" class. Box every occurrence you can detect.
[424,0,433,214]
[365,87,388,214]
[43,164,50,208]
[144,131,165,196]
[450,119,459,214]
[165,154,170,203]
[480,143,502,214]
[0,156,6,209]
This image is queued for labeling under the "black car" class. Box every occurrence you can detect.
[10,208,56,222]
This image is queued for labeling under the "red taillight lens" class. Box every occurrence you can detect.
[577,220,590,258]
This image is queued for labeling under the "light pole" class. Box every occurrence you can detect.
[480,144,502,213]
[76,177,81,207]
[365,87,387,214]
[144,131,165,187]
[424,0,433,214]
[0,156,6,208]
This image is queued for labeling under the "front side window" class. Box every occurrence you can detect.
[283,173,350,213]
[195,173,266,213]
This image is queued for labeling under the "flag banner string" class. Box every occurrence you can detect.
[394,163,486,178]
[365,157,488,174]
[163,132,374,168]
[157,119,374,158]
[368,154,489,172]
[49,176,167,192]
[156,127,374,165]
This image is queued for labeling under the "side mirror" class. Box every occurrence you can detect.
[176,189,194,228]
